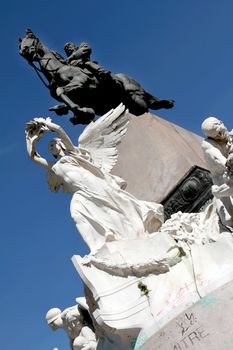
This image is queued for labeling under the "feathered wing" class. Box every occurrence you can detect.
[78,103,129,173]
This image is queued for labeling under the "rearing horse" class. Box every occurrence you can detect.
[19,29,174,124]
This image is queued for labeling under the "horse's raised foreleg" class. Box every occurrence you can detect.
[56,87,79,109]
[54,87,95,125]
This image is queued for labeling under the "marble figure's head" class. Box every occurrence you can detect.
[48,138,66,158]
[45,308,63,331]
[201,117,229,141]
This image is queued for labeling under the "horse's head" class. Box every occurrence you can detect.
[19,29,40,63]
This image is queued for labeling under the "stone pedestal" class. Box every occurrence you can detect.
[69,112,233,349]
[137,279,233,350]
[113,113,208,203]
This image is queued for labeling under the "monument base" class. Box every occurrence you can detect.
[137,279,233,350]
[72,202,233,349]
[113,113,209,203]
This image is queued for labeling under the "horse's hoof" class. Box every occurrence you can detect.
[70,114,95,125]
[49,104,69,116]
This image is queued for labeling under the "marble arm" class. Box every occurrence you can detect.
[26,134,52,169]
[43,120,76,153]
[67,44,91,62]
[212,183,233,198]
[73,326,97,350]
[202,139,227,173]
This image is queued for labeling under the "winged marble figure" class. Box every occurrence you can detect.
[26,104,164,253]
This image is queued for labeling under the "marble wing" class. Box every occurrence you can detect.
[78,103,129,173]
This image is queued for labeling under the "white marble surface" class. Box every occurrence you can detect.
[27,110,233,349]
[201,116,233,227]
[72,200,233,349]
[46,304,97,350]
[26,105,163,254]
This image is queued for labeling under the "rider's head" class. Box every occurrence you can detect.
[78,42,92,60]
[48,138,66,158]
[64,42,77,56]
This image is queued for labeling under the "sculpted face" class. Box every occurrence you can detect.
[202,117,229,141]
[211,120,228,141]
[64,42,77,56]
[48,139,65,158]
[49,317,63,331]
[45,307,63,331]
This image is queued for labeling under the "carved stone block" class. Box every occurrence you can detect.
[161,166,213,220]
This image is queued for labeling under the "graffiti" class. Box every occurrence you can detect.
[159,330,165,338]
[173,326,209,349]
[156,274,206,317]
[199,293,218,308]
[200,294,218,308]
[173,312,209,349]
[176,313,198,336]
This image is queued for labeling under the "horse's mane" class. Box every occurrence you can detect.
[51,50,67,64]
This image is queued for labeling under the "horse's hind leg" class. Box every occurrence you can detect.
[147,92,174,110]
[116,74,150,115]
[130,91,148,109]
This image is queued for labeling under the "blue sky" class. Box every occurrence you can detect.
[2,0,233,349]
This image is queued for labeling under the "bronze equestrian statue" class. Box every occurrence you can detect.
[19,29,174,125]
